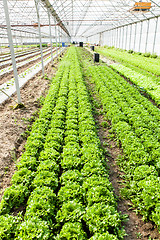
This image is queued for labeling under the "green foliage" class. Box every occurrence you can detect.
[0,214,21,239]
[97,46,160,76]
[150,53,158,58]
[0,184,29,214]
[82,51,160,230]
[84,203,123,236]
[58,182,84,203]
[55,222,87,239]
[143,52,151,57]
[110,63,160,105]
[0,46,125,239]
[89,232,119,240]
[15,217,52,239]
[25,187,56,222]
[60,170,82,185]
[128,49,134,54]
[37,43,48,48]
[11,168,35,187]
[56,200,85,224]
[32,170,58,190]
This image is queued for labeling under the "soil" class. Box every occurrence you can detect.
[85,71,160,240]
[0,55,63,201]
[0,49,53,85]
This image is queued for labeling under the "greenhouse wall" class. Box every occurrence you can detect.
[88,16,160,55]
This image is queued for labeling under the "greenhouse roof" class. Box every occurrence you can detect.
[1,0,160,38]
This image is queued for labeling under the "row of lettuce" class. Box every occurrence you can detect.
[0,47,125,239]
[110,63,160,106]
[96,46,160,76]
[95,46,160,105]
[78,47,160,231]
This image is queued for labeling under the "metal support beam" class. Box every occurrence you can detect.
[54,17,58,59]
[119,27,121,48]
[41,0,70,37]
[99,32,102,46]
[152,17,158,53]
[122,26,124,49]
[3,0,21,104]
[48,9,53,64]
[129,24,132,50]
[116,28,118,48]
[133,23,137,51]
[125,25,128,49]
[111,30,113,47]
[114,28,116,47]
[87,13,160,38]
[139,21,143,52]
[35,0,44,76]
[58,25,61,55]
[145,20,150,52]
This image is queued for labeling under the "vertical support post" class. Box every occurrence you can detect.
[145,19,150,53]
[60,27,62,47]
[118,27,121,48]
[139,21,143,52]
[99,32,102,46]
[125,25,128,50]
[47,9,53,65]
[116,28,118,48]
[122,26,124,49]
[35,0,44,76]
[114,29,116,47]
[58,25,60,49]
[152,17,158,53]
[25,31,27,51]
[58,25,61,54]
[20,31,23,50]
[111,30,112,46]
[15,31,18,50]
[111,30,113,46]
[3,0,21,104]
[32,33,34,46]
[133,23,137,51]
[54,18,58,58]
[129,24,132,50]
[0,41,2,54]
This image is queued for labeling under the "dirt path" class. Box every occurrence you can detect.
[85,77,160,240]
[0,54,64,201]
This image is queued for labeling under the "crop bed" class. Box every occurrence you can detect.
[0,47,125,239]
[96,46,160,76]
[0,47,55,85]
[96,47,160,105]
[0,46,36,57]
[0,47,47,69]
[78,47,160,234]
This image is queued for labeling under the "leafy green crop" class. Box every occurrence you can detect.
[96,46,160,76]
[79,46,160,231]
[0,47,126,239]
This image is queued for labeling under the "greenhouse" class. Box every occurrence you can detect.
[1,0,160,239]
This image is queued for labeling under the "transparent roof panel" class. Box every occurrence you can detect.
[0,0,160,38]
